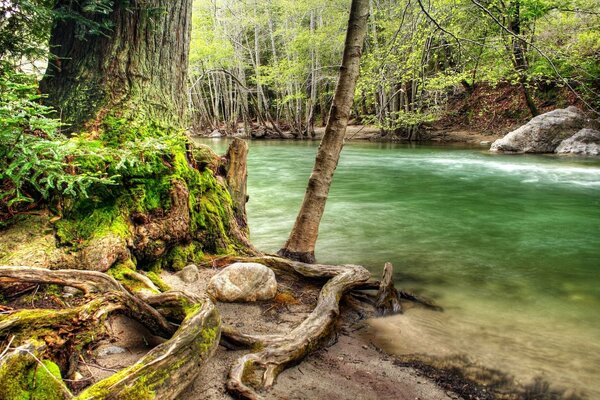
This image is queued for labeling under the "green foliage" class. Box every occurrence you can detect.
[0,64,118,219]
[191,0,599,137]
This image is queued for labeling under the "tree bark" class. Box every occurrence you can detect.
[40,0,192,131]
[509,0,539,117]
[278,0,370,263]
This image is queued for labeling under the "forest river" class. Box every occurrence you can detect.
[196,138,600,398]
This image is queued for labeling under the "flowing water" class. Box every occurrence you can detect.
[196,138,600,398]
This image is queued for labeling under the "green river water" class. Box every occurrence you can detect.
[197,139,600,398]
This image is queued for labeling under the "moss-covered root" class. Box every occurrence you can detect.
[0,340,71,400]
[75,298,220,400]
[225,256,371,400]
[0,266,175,338]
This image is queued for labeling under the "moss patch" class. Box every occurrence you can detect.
[0,353,67,400]
[55,203,130,249]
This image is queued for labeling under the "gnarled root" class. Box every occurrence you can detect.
[75,299,220,400]
[0,266,174,337]
[0,266,220,400]
[223,256,370,400]
[375,262,402,315]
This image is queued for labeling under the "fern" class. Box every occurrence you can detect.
[0,63,119,215]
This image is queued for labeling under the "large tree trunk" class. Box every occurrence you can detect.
[278,0,370,263]
[40,0,192,131]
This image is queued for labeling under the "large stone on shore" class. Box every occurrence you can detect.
[555,128,600,156]
[207,262,277,302]
[490,106,586,153]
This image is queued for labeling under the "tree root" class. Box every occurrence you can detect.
[375,262,402,315]
[0,266,220,400]
[0,266,175,338]
[0,256,412,399]
[221,256,370,399]
[74,299,220,400]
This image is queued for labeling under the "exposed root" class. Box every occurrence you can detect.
[375,262,402,315]
[74,299,220,400]
[223,256,370,399]
[0,266,175,337]
[0,266,221,399]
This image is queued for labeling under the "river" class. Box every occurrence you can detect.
[195,138,600,398]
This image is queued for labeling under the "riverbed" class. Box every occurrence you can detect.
[196,138,600,398]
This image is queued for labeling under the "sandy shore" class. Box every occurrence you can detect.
[82,265,458,400]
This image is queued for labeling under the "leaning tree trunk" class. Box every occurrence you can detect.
[278,0,370,263]
[40,0,192,131]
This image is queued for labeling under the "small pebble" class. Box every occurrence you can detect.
[97,345,127,357]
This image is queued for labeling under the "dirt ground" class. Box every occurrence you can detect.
[81,265,458,400]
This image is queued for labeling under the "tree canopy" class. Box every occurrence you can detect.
[189,0,600,138]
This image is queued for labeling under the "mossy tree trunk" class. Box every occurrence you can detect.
[40,0,192,132]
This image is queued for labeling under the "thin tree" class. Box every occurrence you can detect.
[278,0,370,263]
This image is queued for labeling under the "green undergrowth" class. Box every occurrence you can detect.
[43,120,243,268]
[1,74,245,270]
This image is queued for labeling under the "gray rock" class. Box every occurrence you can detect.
[555,128,600,156]
[490,106,586,153]
[176,264,199,283]
[208,129,222,138]
[97,345,127,357]
[63,286,82,296]
[207,262,277,302]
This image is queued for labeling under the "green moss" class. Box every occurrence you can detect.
[107,260,153,293]
[28,360,65,400]
[145,272,170,292]
[169,242,204,271]
[74,362,145,400]
[0,352,31,400]
[55,203,130,249]
[114,376,155,400]
[0,354,66,400]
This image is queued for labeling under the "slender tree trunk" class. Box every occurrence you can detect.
[278,0,369,263]
[40,0,192,132]
[510,0,539,117]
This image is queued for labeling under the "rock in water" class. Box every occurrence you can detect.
[176,264,199,283]
[555,128,600,156]
[208,129,222,138]
[490,106,586,153]
[207,262,277,302]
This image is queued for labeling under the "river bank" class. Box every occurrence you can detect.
[194,138,600,399]
[80,264,478,400]
[197,124,504,145]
